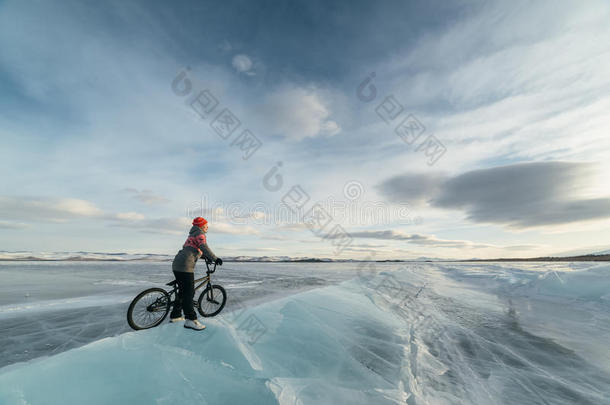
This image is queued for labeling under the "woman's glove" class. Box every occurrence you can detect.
[215,258,223,266]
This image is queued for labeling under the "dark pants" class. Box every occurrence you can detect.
[170,271,197,320]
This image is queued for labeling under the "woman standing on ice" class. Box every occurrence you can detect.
[170,217,223,331]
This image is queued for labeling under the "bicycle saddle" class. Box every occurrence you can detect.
[166,280,177,287]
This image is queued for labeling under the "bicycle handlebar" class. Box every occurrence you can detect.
[205,260,218,274]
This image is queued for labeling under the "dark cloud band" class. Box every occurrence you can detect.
[377,162,610,228]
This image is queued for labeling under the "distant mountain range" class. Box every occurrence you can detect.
[1,250,609,262]
[0,251,173,262]
[0,251,338,262]
[462,254,610,262]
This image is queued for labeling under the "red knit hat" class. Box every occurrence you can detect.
[192,217,208,227]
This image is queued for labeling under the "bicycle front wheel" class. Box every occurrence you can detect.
[127,288,170,330]
[197,285,227,317]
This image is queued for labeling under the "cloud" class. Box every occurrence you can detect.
[260,86,341,140]
[218,39,232,53]
[376,173,446,205]
[350,243,388,248]
[0,220,29,230]
[110,215,260,236]
[327,229,543,252]
[371,0,610,173]
[435,162,610,228]
[0,196,145,225]
[232,54,254,75]
[212,222,260,235]
[261,235,289,241]
[377,162,610,229]
[278,223,309,232]
[502,244,545,251]
[0,195,257,235]
[0,196,104,222]
[123,188,169,205]
[113,212,146,221]
[109,217,190,235]
[325,229,493,249]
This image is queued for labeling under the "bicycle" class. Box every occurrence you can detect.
[127,260,227,330]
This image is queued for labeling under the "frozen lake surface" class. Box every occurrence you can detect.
[0,261,351,367]
[0,261,609,404]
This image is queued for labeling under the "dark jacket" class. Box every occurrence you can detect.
[172,226,218,273]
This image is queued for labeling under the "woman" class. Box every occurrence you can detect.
[170,217,223,331]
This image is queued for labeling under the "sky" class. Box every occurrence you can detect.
[1,0,609,259]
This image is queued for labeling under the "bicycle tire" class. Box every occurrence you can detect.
[197,285,227,317]
[127,287,171,330]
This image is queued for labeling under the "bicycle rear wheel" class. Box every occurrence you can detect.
[197,285,227,317]
[127,288,171,330]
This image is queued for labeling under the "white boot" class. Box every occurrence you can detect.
[170,316,185,323]
[184,319,206,331]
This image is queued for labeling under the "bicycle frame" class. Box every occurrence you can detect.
[167,260,218,302]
